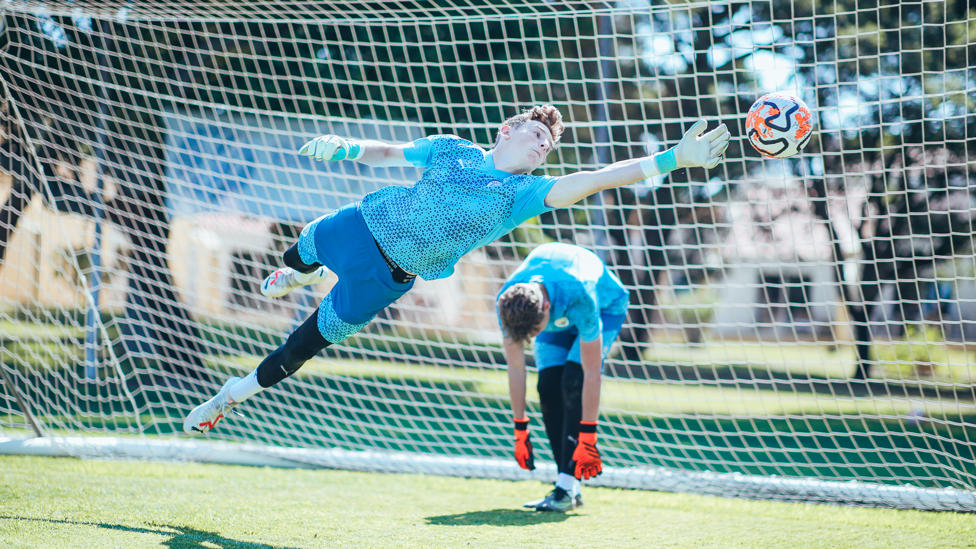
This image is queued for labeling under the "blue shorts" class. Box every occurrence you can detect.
[297,202,415,343]
[533,313,626,371]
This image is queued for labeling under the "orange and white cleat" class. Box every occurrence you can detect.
[183,377,242,437]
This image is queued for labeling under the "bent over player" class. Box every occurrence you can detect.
[497,243,628,512]
[183,105,729,436]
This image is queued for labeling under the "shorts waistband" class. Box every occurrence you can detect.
[373,238,417,284]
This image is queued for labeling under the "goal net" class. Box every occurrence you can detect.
[1,1,974,511]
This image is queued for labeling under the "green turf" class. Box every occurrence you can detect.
[4,323,976,494]
[0,321,85,342]
[5,352,976,489]
[1,456,974,548]
[644,340,976,384]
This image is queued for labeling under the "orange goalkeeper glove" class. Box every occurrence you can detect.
[571,421,602,480]
[513,418,536,470]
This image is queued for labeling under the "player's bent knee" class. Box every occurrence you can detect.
[283,243,322,274]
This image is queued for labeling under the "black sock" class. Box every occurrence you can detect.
[256,309,332,387]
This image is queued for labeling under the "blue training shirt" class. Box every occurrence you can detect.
[359,135,557,280]
[497,243,630,342]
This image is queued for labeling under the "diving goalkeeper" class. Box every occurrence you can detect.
[497,242,628,513]
[183,105,729,436]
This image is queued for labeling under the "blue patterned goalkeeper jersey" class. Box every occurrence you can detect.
[359,135,557,280]
[497,243,630,342]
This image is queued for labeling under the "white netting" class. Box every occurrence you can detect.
[0,1,974,511]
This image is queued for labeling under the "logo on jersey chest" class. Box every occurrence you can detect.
[554,317,570,328]
[457,158,484,170]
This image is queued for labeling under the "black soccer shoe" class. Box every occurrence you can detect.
[523,482,556,508]
[524,491,583,510]
[535,487,580,513]
[522,494,549,509]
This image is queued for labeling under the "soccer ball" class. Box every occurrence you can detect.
[744,93,813,159]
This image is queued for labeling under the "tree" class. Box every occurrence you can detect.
[641,0,976,378]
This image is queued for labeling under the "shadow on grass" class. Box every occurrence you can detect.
[425,508,573,527]
[0,516,294,548]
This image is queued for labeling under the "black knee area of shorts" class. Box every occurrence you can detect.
[561,361,584,409]
[283,243,322,274]
[256,310,332,387]
[537,366,564,417]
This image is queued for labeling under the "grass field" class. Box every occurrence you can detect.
[1,456,974,548]
[4,346,976,489]
[4,319,976,545]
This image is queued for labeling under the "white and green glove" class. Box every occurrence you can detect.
[298,135,364,162]
[640,120,730,177]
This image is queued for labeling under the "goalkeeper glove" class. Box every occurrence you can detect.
[513,417,536,470]
[298,135,364,162]
[639,119,731,177]
[571,421,602,480]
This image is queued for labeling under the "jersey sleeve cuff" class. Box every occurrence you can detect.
[639,148,678,178]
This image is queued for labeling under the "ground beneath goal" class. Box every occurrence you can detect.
[1,456,973,548]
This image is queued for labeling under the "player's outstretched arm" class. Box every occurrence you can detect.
[298,135,416,167]
[544,120,731,209]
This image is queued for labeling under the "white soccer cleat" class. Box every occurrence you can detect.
[183,377,242,437]
[260,266,330,298]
